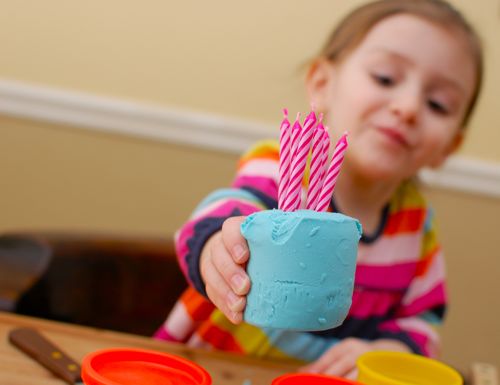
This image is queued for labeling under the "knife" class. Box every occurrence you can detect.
[9,327,84,385]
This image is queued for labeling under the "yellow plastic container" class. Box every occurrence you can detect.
[357,351,463,385]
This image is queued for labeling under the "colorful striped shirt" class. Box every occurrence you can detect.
[154,140,447,363]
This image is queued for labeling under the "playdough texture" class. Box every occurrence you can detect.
[241,209,362,331]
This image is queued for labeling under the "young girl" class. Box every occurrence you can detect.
[155,0,483,379]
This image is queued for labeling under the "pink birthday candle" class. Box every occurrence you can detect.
[316,132,348,212]
[283,110,316,211]
[320,126,331,190]
[305,114,326,210]
[289,112,302,160]
[278,109,291,210]
[283,113,302,202]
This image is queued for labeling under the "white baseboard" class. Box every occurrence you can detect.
[1,79,499,198]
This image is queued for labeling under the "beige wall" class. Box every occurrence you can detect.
[422,188,500,372]
[0,116,238,236]
[1,0,499,373]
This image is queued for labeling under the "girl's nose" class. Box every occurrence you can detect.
[389,89,421,125]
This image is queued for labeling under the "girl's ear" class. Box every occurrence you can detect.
[305,59,335,113]
[429,131,464,168]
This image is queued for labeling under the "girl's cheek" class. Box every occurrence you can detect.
[426,127,455,153]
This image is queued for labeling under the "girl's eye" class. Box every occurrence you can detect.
[428,99,449,115]
[372,73,395,87]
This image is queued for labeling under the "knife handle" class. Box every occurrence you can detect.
[9,327,82,385]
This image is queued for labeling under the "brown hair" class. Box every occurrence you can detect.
[318,0,483,127]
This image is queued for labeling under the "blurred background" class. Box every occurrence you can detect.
[0,0,499,374]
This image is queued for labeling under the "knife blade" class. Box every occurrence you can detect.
[9,327,84,385]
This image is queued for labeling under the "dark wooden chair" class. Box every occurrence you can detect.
[0,232,187,336]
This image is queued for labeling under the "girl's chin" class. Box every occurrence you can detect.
[367,169,409,183]
[350,155,412,182]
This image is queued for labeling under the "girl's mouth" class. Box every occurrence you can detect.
[377,126,410,148]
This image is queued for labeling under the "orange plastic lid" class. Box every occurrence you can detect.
[81,348,212,385]
[272,373,363,385]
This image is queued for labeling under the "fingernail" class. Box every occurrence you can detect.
[230,311,241,324]
[227,291,243,312]
[231,274,248,294]
[232,244,247,262]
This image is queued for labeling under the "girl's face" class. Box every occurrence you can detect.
[308,14,477,182]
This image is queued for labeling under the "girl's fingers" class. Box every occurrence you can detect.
[219,217,251,295]
[344,368,358,381]
[323,355,355,378]
[300,344,343,373]
[211,238,250,296]
[203,256,245,323]
[222,216,250,264]
[301,339,368,377]
[199,216,252,323]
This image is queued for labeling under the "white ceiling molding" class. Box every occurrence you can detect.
[1,78,499,198]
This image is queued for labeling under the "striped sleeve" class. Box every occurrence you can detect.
[175,140,280,296]
[377,208,447,357]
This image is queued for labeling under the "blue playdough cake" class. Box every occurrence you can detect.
[241,209,362,331]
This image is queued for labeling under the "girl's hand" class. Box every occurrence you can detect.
[299,338,411,380]
[199,216,251,324]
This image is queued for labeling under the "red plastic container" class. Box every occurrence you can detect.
[81,348,211,385]
[272,373,363,384]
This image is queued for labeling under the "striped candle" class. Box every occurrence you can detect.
[305,116,326,210]
[282,110,316,211]
[278,109,291,210]
[320,126,331,190]
[289,112,302,160]
[282,113,302,200]
[316,132,348,212]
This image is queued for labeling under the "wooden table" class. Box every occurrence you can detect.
[0,312,298,385]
